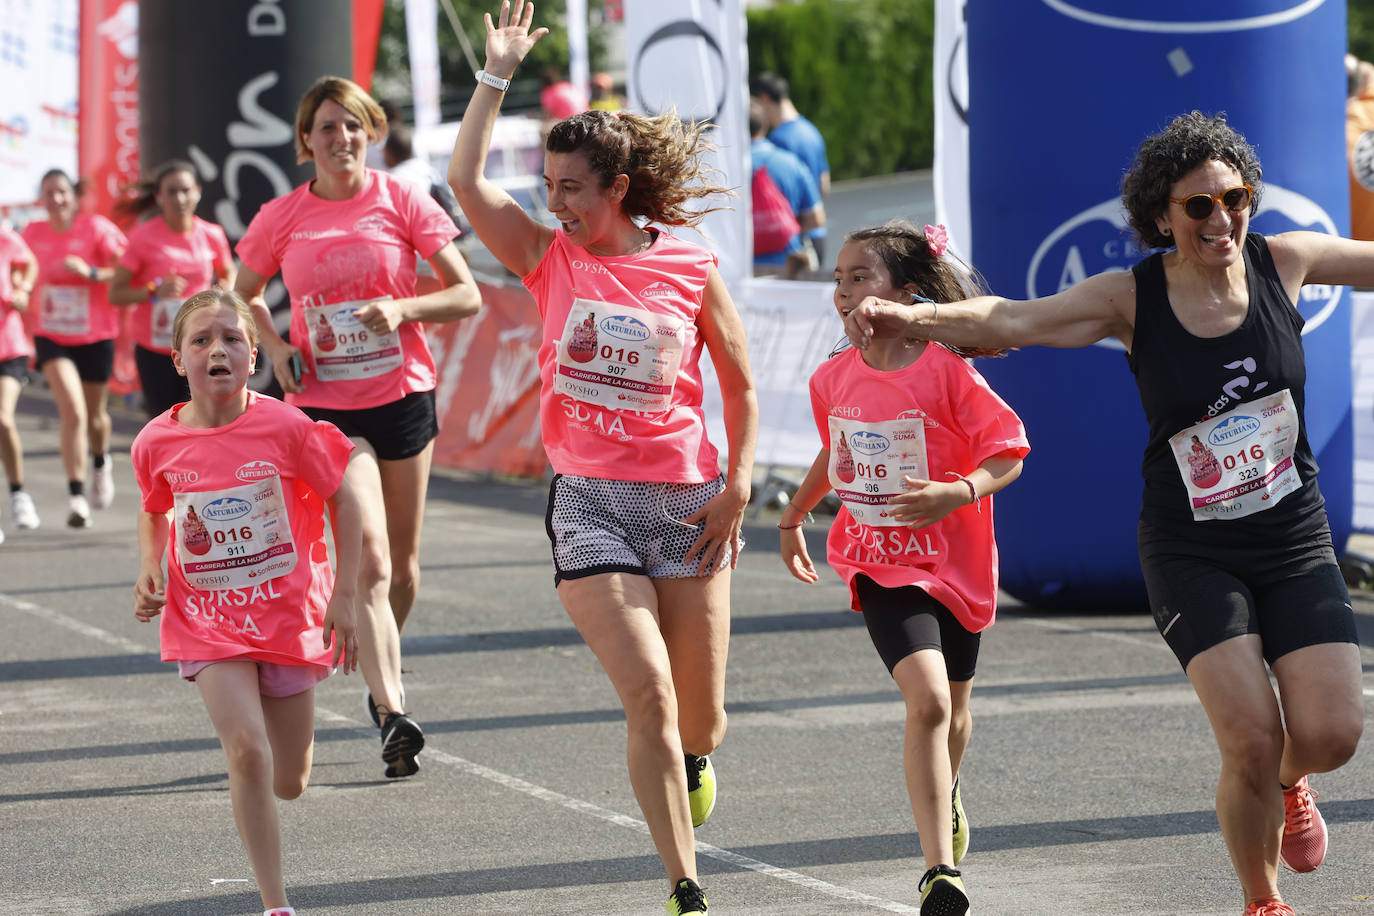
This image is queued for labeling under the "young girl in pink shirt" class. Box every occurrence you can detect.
[132,289,361,916]
[778,223,1028,916]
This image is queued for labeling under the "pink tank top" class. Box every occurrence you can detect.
[132,393,356,666]
[523,229,721,482]
[809,345,1030,633]
[236,170,458,410]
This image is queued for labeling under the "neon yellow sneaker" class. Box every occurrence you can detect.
[919,864,969,916]
[951,773,969,865]
[666,877,708,914]
[686,754,716,827]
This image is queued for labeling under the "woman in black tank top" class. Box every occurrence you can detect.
[840,112,1366,916]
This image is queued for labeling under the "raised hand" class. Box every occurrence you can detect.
[483,1,550,78]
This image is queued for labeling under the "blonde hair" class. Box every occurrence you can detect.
[545,109,732,227]
[295,75,387,164]
[172,289,257,350]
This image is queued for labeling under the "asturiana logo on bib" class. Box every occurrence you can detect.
[334,307,362,326]
[236,461,279,482]
[203,497,252,521]
[1208,415,1261,447]
[640,282,677,299]
[850,431,891,456]
[601,315,650,341]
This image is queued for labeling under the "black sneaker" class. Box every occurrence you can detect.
[666,877,708,915]
[379,712,424,779]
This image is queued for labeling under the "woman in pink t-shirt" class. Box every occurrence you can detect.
[779,223,1028,916]
[0,227,40,537]
[449,6,757,913]
[21,170,127,527]
[234,75,481,779]
[110,160,236,417]
[133,288,361,916]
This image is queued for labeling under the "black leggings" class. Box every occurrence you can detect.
[855,574,981,681]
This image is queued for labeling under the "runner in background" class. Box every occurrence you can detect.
[750,71,831,264]
[21,170,127,527]
[109,161,235,417]
[235,75,482,779]
[132,289,360,916]
[779,222,1026,916]
[449,5,757,913]
[0,226,40,539]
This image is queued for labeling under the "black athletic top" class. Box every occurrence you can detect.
[1127,233,1328,544]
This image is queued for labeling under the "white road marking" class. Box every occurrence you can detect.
[0,592,149,654]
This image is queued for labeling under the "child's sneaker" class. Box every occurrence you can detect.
[666,877,708,915]
[264,908,296,916]
[919,864,969,916]
[10,490,39,529]
[951,773,968,865]
[1280,775,1327,873]
[1243,899,1294,916]
[685,754,716,827]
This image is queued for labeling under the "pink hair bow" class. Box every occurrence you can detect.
[924,224,948,257]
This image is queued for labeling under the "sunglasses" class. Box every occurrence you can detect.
[1167,185,1252,221]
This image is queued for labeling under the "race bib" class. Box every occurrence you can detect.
[1169,389,1301,522]
[175,476,297,590]
[41,286,90,337]
[828,415,929,527]
[304,298,404,382]
[554,299,685,413]
[150,297,182,350]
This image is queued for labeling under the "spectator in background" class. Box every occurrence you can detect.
[588,71,624,111]
[1347,53,1374,241]
[751,70,831,262]
[540,67,587,121]
[384,123,468,236]
[750,100,824,280]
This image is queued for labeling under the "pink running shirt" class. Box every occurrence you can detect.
[21,214,126,345]
[523,229,721,482]
[236,169,458,410]
[132,392,355,667]
[810,345,1030,633]
[119,216,233,355]
[0,227,36,362]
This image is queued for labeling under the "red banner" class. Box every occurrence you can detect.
[427,279,548,478]
[353,0,387,90]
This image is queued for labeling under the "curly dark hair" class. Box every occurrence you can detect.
[545,109,732,228]
[840,221,1005,359]
[1121,111,1262,251]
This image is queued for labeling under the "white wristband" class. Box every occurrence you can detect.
[476,70,511,92]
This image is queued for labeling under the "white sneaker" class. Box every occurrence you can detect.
[67,494,91,528]
[10,490,39,529]
[0,524,5,545]
[90,457,114,509]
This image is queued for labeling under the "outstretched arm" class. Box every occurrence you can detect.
[844,268,1138,353]
[448,0,554,277]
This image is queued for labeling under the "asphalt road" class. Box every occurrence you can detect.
[1,391,1372,916]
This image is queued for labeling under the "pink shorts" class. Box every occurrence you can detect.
[178,659,332,698]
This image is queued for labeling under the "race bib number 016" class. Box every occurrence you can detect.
[304,298,404,382]
[175,476,297,590]
[554,299,685,413]
[827,415,929,527]
[1168,389,1300,522]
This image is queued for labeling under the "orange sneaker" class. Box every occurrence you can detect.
[1280,775,1327,873]
[1243,898,1294,915]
